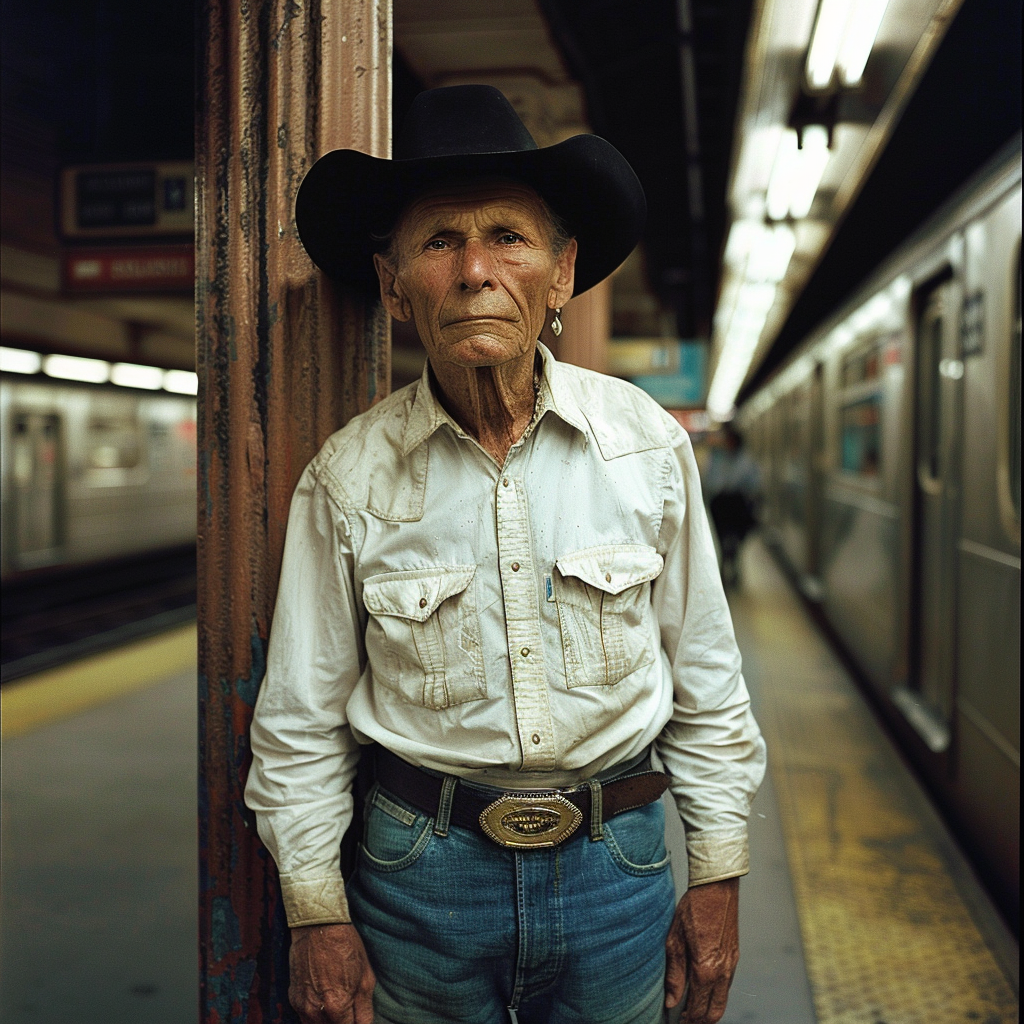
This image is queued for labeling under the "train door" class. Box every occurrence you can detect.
[11,411,64,568]
[910,278,963,748]
[805,362,825,593]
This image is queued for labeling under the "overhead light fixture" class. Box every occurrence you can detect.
[747,224,797,283]
[725,221,796,283]
[111,362,164,390]
[707,283,780,419]
[0,346,43,374]
[766,130,799,220]
[838,0,889,85]
[163,369,199,395]
[9,347,198,396]
[766,127,831,221]
[806,0,889,90]
[43,353,110,384]
[789,126,831,218]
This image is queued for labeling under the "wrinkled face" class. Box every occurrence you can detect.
[374,180,576,371]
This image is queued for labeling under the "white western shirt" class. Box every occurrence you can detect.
[245,344,766,927]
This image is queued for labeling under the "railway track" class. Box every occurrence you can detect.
[1,545,196,684]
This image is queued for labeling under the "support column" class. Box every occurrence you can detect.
[544,276,612,373]
[196,3,391,1021]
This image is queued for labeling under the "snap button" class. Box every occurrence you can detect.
[511,562,520,572]
[418,597,427,608]
[520,647,530,657]
[531,734,541,744]
[502,477,509,487]
[605,572,612,583]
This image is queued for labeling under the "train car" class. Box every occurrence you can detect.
[740,135,1021,924]
[0,374,197,580]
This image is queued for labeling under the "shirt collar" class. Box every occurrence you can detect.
[400,341,590,456]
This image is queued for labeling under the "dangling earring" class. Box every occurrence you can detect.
[550,307,563,337]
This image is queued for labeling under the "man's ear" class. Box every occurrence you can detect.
[374,253,412,322]
[548,238,577,310]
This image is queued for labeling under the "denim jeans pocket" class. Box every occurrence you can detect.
[601,800,672,877]
[360,786,435,872]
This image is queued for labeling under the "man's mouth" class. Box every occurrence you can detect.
[442,313,518,327]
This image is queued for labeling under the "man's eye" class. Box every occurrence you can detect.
[426,239,448,250]
[498,233,523,245]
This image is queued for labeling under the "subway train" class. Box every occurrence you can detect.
[739,136,1021,923]
[0,373,197,581]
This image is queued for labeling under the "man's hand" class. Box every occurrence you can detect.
[664,877,740,1023]
[288,923,375,1024]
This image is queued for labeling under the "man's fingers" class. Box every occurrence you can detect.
[705,976,733,1024]
[353,969,376,1024]
[682,976,712,1024]
[682,970,736,1024]
[664,933,688,1008]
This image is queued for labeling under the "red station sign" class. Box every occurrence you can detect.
[62,245,194,294]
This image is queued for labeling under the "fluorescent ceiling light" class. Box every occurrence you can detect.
[707,283,780,418]
[0,346,42,374]
[163,369,199,395]
[766,130,799,221]
[766,127,830,221]
[838,0,889,86]
[806,0,850,89]
[788,126,831,219]
[111,362,164,390]
[724,220,759,268]
[747,224,797,283]
[43,353,110,384]
[806,0,889,90]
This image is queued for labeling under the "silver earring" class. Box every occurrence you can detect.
[551,307,563,337]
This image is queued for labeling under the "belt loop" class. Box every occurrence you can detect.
[434,774,457,837]
[585,779,604,841]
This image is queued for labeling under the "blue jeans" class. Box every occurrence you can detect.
[347,780,676,1024]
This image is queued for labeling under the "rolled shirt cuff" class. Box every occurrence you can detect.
[685,826,750,887]
[280,873,351,927]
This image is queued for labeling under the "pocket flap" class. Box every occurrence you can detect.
[363,565,476,622]
[556,544,664,595]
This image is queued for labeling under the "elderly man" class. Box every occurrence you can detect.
[246,86,765,1024]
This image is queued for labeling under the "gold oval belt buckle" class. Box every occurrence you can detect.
[478,792,583,848]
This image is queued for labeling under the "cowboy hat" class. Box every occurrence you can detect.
[295,85,646,296]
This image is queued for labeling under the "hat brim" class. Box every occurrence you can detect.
[294,134,646,297]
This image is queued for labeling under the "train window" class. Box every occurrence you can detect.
[86,415,142,481]
[841,396,881,476]
[1011,245,1021,521]
[841,343,881,387]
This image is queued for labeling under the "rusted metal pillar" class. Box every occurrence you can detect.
[195,2,391,1021]
[545,276,612,372]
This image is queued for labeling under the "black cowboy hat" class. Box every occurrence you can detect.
[295,85,646,296]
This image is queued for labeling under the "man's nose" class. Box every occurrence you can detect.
[458,238,495,290]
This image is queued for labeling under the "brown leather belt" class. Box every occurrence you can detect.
[374,747,670,849]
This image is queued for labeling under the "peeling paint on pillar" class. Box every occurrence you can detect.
[196,1,391,1020]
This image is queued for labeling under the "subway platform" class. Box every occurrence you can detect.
[1,542,1018,1023]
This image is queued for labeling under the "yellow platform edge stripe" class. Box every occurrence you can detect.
[1,622,197,738]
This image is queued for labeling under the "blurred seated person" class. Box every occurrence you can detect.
[704,424,760,587]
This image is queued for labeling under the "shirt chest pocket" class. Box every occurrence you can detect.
[362,565,486,710]
[554,544,664,688]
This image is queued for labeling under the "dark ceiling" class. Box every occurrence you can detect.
[742,0,1023,399]
[539,0,754,340]
[3,0,1019,394]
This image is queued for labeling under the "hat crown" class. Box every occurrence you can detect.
[394,85,539,161]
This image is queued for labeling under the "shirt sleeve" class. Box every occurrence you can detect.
[651,425,767,887]
[244,461,365,927]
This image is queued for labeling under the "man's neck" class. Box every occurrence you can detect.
[429,347,538,466]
